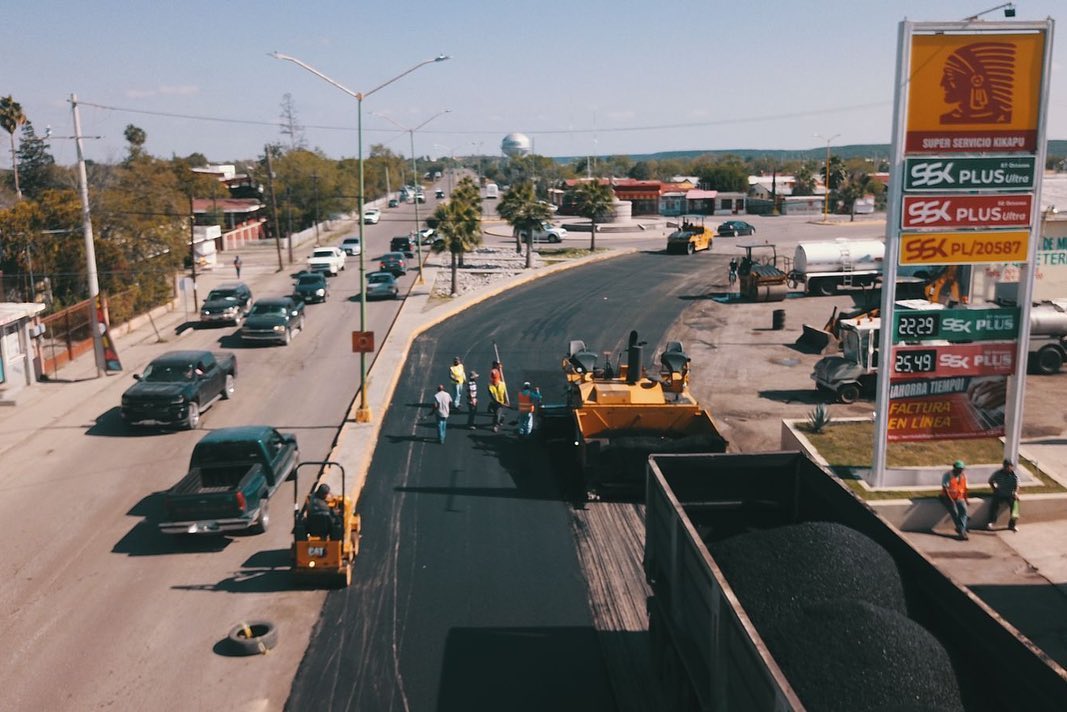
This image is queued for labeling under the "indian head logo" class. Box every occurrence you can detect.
[939,42,1015,124]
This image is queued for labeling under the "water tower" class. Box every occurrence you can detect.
[501,133,532,157]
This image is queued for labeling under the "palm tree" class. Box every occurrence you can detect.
[431,177,482,295]
[572,180,614,251]
[0,96,28,200]
[498,182,552,268]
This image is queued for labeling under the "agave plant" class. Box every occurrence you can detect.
[807,402,833,434]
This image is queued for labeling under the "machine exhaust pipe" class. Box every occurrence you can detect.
[627,330,643,384]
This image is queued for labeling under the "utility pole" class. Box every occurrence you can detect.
[286,185,294,263]
[311,174,321,245]
[264,145,284,272]
[70,93,105,378]
[187,194,199,308]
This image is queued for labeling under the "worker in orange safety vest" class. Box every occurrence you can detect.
[516,381,541,437]
[941,460,970,541]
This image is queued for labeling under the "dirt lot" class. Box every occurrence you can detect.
[674,264,1067,455]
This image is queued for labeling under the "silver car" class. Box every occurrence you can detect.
[365,271,399,300]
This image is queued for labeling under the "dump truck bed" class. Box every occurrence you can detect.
[644,451,1067,711]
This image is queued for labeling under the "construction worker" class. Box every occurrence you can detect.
[466,371,480,430]
[941,460,970,540]
[987,459,1020,532]
[449,356,466,410]
[487,364,508,432]
[431,384,453,444]
[516,382,542,437]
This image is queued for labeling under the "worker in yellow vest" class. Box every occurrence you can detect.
[449,356,466,410]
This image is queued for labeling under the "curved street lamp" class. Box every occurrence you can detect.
[271,51,450,423]
[373,109,451,284]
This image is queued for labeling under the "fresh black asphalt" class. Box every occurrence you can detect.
[287,250,721,711]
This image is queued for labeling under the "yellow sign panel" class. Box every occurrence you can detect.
[906,32,1045,153]
[900,230,1029,265]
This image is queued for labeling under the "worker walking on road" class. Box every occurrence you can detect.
[728,258,738,291]
[466,371,480,430]
[487,362,508,432]
[449,356,466,410]
[431,384,453,444]
[987,459,1020,531]
[516,382,542,437]
[233,254,242,278]
[941,460,970,540]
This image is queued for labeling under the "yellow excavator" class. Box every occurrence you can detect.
[547,331,727,499]
[291,461,361,587]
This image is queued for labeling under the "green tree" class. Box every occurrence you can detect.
[572,180,614,252]
[498,181,552,268]
[0,189,83,306]
[15,122,57,201]
[0,96,27,199]
[793,162,817,196]
[431,177,482,294]
[124,124,147,162]
[695,156,748,192]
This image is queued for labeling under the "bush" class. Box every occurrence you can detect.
[807,402,832,433]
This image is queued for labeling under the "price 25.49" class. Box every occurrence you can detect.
[894,348,938,374]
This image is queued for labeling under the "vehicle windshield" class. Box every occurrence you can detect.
[342,238,360,245]
[368,274,391,284]
[206,290,238,301]
[297,275,324,286]
[250,304,287,316]
[841,329,864,366]
[142,362,196,382]
[312,250,335,258]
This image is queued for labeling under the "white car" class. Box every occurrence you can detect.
[521,221,567,243]
[307,246,346,276]
[363,208,381,224]
[339,236,362,256]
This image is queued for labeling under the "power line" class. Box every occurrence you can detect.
[79,99,892,139]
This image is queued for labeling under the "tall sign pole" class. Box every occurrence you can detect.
[873,18,1054,486]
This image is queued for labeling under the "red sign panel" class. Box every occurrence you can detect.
[887,375,1006,442]
[891,342,1016,378]
[351,331,375,353]
[901,194,1032,229]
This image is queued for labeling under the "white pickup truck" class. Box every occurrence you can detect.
[306,247,346,276]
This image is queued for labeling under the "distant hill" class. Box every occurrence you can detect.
[554,140,1067,164]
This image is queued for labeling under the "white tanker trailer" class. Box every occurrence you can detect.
[789,239,936,296]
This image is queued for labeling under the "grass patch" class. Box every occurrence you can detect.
[797,420,1066,500]
[537,247,597,259]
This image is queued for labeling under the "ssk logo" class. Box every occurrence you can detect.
[906,199,952,224]
[903,237,948,262]
[909,161,955,187]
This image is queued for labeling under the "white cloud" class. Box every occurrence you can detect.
[159,85,199,96]
[124,85,199,99]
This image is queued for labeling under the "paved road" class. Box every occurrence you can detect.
[287,251,719,711]
[0,207,426,710]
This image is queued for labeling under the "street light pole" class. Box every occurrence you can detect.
[271,51,450,423]
[374,109,451,284]
[814,133,841,223]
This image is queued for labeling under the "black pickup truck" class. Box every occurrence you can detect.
[240,296,306,346]
[159,426,299,535]
[120,350,236,429]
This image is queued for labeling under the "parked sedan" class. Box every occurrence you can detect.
[388,198,399,208]
[363,207,382,224]
[365,271,399,300]
[378,252,407,277]
[717,220,756,237]
[293,272,329,304]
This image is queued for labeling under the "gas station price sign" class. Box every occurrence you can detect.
[894,348,938,374]
[893,307,1020,344]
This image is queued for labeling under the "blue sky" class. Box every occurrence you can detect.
[5,0,1065,165]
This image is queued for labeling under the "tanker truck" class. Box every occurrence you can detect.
[789,238,937,296]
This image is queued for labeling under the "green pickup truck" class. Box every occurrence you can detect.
[159,426,299,536]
